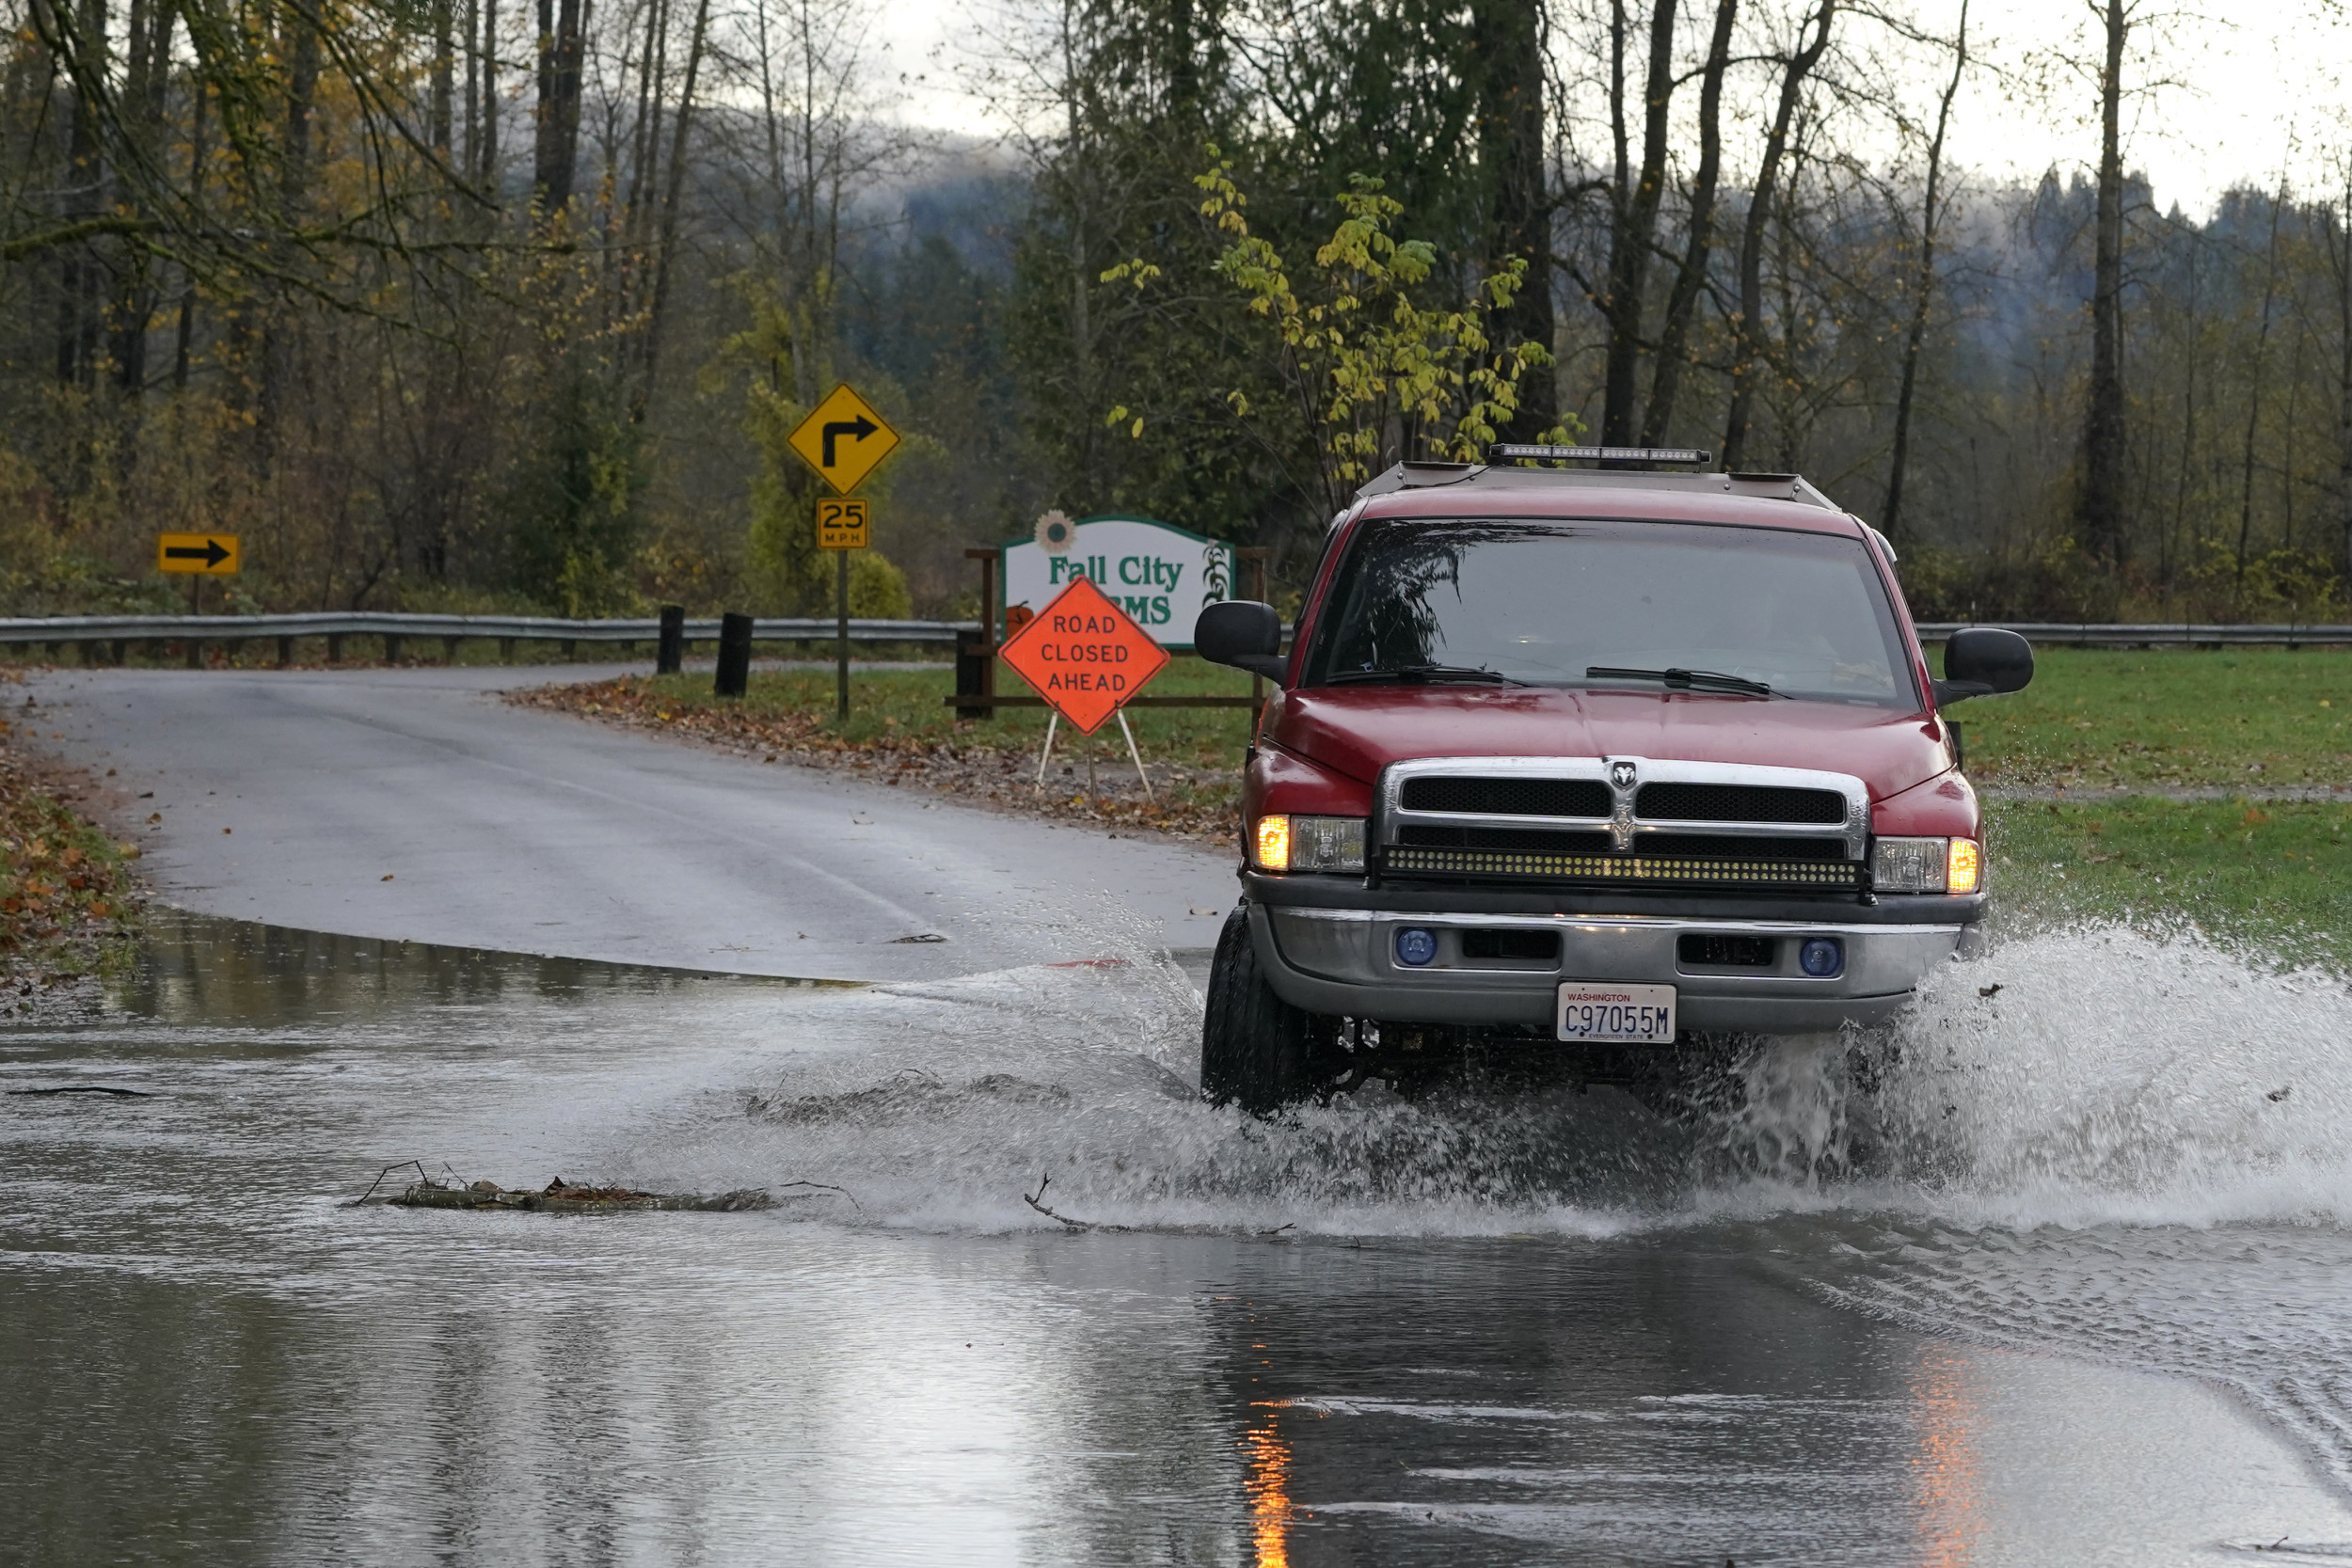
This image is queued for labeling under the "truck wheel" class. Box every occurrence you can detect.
[1200,906,1336,1114]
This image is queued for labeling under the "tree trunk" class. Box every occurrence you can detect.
[480,0,500,189]
[2078,0,2128,569]
[260,1,322,441]
[108,0,173,394]
[1883,0,1965,540]
[1472,0,1557,439]
[635,0,710,418]
[463,0,478,174]
[533,0,585,212]
[53,0,106,388]
[1595,0,1674,445]
[431,0,454,155]
[172,74,207,389]
[2236,182,2285,591]
[1721,0,1833,470]
[2337,174,2352,592]
[1640,0,1737,447]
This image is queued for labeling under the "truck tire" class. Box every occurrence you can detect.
[1200,905,1336,1114]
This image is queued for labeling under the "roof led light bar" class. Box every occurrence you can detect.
[1490,444,1713,466]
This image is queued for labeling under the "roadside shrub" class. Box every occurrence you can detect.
[848,551,913,618]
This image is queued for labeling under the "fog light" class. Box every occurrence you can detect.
[1799,937,1843,977]
[1395,927,1438,967]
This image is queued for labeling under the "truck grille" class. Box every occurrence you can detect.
[1377,757,1874,887]
[1633,782,1846,824]
[1383,846,1863,890]
[1399,776,1613,817]
[1396,825,1845,860]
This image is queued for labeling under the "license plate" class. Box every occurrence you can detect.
[1556,983,1677,1043]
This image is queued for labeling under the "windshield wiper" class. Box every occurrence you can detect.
[1327,664,1526,687]
[1585,665,1775,697]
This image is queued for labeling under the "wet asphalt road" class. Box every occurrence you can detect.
[17,663,1237,978]
[11,667,2352,1562]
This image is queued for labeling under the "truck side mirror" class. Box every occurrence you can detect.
[1934,626,2033,706]
[1196,600,1287,683]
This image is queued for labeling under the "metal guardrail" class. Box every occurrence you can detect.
[1916,622,2352,645]
[0,611,973,658]
[8,612,2348,657]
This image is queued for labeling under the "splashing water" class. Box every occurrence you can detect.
[622,917,2352,1239]
[613,913,2352,1487]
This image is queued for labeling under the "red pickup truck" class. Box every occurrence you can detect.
[1192,449,2033,1112]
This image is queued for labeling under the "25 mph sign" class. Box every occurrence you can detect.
[996,576,1169,735]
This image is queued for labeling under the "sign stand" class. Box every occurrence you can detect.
[1030,710,1151,800]
[835,549,850,720]
[1116,711,1152,800]
[1033,713,1059,790]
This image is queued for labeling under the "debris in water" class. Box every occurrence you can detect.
[355,1164,773,1212]
[8,1084,152,1098]
[1979,983,2003,998]
[2269,1085,2293,1102]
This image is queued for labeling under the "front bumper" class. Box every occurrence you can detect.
[1246,890,1974,1035]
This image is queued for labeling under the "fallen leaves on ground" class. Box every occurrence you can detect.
[1,742,145,1001]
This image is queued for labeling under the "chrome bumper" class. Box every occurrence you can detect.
[1251,905,1970,1035]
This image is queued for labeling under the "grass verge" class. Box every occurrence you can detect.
[1987,795,2352,967]
[1959,645,2352,789]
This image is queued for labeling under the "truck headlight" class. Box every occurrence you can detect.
[1871,835,1982,894]
[1251,815,1366,873]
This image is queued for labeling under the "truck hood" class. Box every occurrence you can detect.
[1267,685,1947,803]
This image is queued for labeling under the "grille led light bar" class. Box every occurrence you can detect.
[1386,847,1860,887]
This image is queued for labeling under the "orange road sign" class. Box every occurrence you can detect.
[997,576,1169,735]
[786,383,899,494]
[817,497,869,549]
[157,532,239,574]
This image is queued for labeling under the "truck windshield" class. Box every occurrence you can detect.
[1302,518,1917,709]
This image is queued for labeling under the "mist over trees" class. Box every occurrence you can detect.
[4,0,2349,624]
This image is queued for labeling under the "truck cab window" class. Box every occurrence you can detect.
[1302,518,1917,710]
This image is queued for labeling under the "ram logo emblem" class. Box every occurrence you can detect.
[1610,760,1637,789]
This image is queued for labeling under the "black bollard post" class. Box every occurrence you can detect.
[714,611,753,697]
[657,604,685,674]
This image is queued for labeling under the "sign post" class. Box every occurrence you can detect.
[787,388,898,721]
[995,576,1172,799]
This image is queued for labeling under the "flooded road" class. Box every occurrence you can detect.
[8,912,2352,1564]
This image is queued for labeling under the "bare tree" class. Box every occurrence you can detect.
[1473,0,1557,438]
[1595,0,1676,446]
[1638,0,1736,448]
[1721,0,1834,470]
[2077,0,2129,567]
[2236,174,2287,588]
[1883,0,1966,542]
[535,0,588,210]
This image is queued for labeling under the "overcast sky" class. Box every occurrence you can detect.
[861,2,2347,219]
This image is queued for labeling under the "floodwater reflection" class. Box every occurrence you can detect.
[4,913,2351,1564]
[1241,1406,1295,1567]
[1911,1344,1986,1568]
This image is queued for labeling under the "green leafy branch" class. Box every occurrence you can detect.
[1105,151,1576,515]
